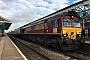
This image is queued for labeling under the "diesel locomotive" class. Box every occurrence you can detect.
[9,11,85,51]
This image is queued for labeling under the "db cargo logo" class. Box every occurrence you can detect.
[53,28,57,33]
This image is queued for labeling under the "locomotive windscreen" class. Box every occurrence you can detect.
[63,15,81,27]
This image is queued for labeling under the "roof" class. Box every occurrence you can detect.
[0,16,12,30]
[20,0,89,29]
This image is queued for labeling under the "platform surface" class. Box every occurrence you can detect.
[0,36,26,60]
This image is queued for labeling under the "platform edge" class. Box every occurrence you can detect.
[7,36,28,60]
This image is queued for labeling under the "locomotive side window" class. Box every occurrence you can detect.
[73,20,81,27]
[63,18,71,27]
[52,20,58,28]
[52,20,55,27]
[57,19,60,26]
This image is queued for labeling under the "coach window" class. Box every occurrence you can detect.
[32,26,35,30]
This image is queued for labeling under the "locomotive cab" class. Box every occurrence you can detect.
[60,12,84,51]
[62,15,82,40]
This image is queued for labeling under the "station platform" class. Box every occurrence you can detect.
[0,35,27,60]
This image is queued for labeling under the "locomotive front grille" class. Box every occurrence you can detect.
[62,27,82,40]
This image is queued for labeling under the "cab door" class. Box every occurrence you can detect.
[52,20,57,33]
[57,19,62,33]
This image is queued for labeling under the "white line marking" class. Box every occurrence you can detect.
[7,36,28,60]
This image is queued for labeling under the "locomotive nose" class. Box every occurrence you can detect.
[62,27,82,40]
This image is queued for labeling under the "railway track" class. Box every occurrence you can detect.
[62,51,90,60]
[60,44,90,60]
[8,35,90,60]
[9,35,50,60]
[8,35,71,60]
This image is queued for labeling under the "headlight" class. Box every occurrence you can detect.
[77,34,81,37]
[79,35,81,37]
[63,34,66,36]
[63,33,68,37]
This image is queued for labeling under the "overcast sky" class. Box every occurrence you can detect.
[0,0,82,32]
